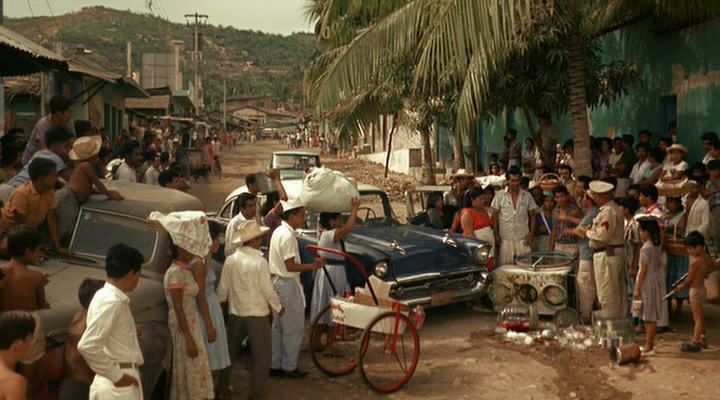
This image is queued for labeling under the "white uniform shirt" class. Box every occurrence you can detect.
[77,283,143,384]
[491,188,539,241]
[268,221,304,303]
[218,246,283,317]
[629,159,651,184]
[224,212,248,257]
[116,162,137,182]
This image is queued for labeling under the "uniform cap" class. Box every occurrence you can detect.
[589,180,614,194]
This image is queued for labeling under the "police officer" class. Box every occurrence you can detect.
[575,181,627,318]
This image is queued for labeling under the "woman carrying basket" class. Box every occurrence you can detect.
[311,198,361,355]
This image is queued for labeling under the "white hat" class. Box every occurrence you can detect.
[148,211,212,257]
[589,180,614,194]
[232,220,269,245]
[280,198,304,213]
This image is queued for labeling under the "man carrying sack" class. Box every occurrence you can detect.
[575,181,627,319]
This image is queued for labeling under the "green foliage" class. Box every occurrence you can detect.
[6,6,318,107]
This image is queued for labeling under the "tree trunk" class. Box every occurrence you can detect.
[568,35,593,177]
[521,106,537,140]
[421,126,436,185]
[452,128,464,171]
[467,122,478,172]
[384,114,397,178]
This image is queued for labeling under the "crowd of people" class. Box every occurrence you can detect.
[431,123,720,355]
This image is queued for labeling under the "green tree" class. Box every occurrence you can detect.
[307,0,719,177]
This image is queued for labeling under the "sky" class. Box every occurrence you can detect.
[4,0,313,35]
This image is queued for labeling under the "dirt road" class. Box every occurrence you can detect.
[196,141,719,400]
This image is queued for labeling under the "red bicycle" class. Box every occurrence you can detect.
[307,245,424,394]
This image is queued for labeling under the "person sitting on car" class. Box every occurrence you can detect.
[0,158,69,257]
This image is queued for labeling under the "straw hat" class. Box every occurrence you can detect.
[452,169,474,178]
[147,211,212,257]
[69,136,102,161]
[667,144,688,154]
[231,220,269,245]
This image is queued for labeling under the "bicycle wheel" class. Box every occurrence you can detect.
[309,304,362,377]
[358,311,420,393]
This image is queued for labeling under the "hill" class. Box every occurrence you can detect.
[6,6,318,110]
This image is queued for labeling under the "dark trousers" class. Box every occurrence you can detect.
[229,315,272,400]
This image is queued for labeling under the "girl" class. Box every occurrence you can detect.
[490,163,502,176]
[596,138,613,179]
[152,211,214,400]
[664,197,689,315]
[660,144,689,182]
[311,199,360,354]
[424,192,447,230]
[533,194,555,252]
[193,221,232,399]
[633,218,668,356]
[460,187,495,270]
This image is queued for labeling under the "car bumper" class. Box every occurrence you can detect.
[390,270,490,307]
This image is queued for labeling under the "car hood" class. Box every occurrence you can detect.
[30,259,167,345]
[348,225,478,279]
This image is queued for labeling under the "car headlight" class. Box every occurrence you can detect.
[475,245,491,263]
[374,261,389,278]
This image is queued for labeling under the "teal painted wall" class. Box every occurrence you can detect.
[478,19,720,166]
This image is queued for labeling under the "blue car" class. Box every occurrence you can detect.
[218,183,492,308]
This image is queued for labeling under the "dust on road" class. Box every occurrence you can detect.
[195,141,720,400]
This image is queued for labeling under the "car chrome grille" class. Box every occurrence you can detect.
[391,272,480,300]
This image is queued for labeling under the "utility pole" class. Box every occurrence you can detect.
[184,12,208,115]
[222,79,227,131]
[126,41,132,77]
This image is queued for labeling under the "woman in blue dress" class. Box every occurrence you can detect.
[664,197,689,316]
[310,198,360,354]
[192,221,232,399]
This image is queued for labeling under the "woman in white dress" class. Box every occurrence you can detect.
[310,198,360,354]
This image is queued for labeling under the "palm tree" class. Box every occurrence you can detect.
[307,0,719,177]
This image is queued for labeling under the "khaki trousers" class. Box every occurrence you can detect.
[555,243,579,258]
[576,260,596,320]
[229,315,272,400]
[499,239,532,267]
[593,250,627,319]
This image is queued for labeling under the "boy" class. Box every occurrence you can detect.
[0,311,37,400]
[58,278,105,400]
[0,158,68,256]
[219,220,283,399]
[0,227,49,380]
[78,244,145,399]
[9,126,75,188]
[704,160,720,248]
[668,232,713,352]
[143,153,162,185]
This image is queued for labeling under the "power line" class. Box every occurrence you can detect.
[26,0,35,17]
[44,0,62,32]
[155,0,170,20]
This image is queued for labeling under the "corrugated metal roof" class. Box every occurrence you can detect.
[67,58,120,83]
[125,95,171,110]
[0,26,66,76]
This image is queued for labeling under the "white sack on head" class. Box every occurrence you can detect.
[299,167,359,213]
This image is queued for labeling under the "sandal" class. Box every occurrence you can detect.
[700,336,709,349]
[680,342,702,353]
[640,346,656,356]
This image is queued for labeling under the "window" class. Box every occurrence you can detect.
[219,201,234,220]
[71,209,157,263]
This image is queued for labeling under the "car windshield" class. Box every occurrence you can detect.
[304,191,393,230]
[71,209,157,262]
[273,154,320,170]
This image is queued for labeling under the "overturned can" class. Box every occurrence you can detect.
[611,343,642,365]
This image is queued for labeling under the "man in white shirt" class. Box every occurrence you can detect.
[629,144,651,184]
[143,153,161,186]
[219,220,283,399]
[703,138,720,166]
[115,141,143,182]
[492,167,538,266]
[268,199,324,379]
[77,244,145,400]
[224,193,258,257]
